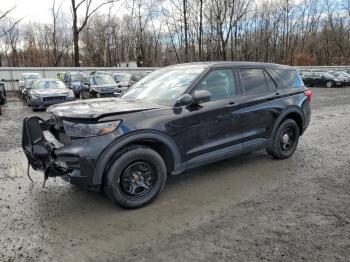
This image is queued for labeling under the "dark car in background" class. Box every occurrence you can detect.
[0,80,6,115]
[112,73,132,95]
[25,79,75,111]
[22,62,311,209]
[301,71,346,87]
[130,71,152,85]
[327,71,350,85]
[81,75,118,99]
[64,72,86,98]
[0,80,6,104]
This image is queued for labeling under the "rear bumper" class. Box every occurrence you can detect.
[22,116,120,190]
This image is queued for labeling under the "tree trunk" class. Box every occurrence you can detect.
[183,0,189,62]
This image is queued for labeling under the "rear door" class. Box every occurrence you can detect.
[235,68,277,144]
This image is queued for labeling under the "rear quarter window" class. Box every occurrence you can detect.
[240,69,268,95]
[271,69,304,88]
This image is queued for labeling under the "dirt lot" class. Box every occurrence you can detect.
[0,88,349,262]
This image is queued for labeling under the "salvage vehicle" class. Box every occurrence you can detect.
[25,79,75,111]
[19,73,41,95]
[64,72,86,98]
[80,75,118,99]
[112,73,132,96]
[22,62,311,209]
[301,71,345,87]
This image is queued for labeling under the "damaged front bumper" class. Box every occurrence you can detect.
[22,116,119,190]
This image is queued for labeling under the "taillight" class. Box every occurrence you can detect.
[304,89,312,102]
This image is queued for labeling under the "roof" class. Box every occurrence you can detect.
[165,61,292,70]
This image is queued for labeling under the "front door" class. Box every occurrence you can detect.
[170,68,241,162]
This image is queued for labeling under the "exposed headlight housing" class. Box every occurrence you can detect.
[63,120,121,138]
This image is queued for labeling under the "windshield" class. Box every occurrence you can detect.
[122,68,204,106]
[91,75,115,85]
[33,80,66,89]
[323,73,334,78]
[339,71,350,77]
[71,74,83,81]
[114,74,131,82]
[329,72,341,77]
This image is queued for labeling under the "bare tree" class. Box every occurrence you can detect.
[71,0,116,66]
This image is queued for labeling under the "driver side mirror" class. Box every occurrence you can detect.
[176,90,211,106]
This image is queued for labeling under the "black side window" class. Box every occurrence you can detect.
[194,69,237,100]
[264,71,277,91]
[240,69,268,95]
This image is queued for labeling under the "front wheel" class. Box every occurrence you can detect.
[266,119,299,159]
[105,146,167,209]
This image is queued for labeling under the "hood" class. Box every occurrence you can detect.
[91,84,118,92]
[92,83,117,88]
[47,97,162,119]
[32,88,69,96]
[118,81,130,87]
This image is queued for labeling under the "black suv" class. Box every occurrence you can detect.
[64,72,86,98]
[80,75,118,99]
[22,62,311,208]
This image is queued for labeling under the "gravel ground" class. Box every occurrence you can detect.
[0,88,349,261]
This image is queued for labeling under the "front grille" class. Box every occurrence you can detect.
[43,96,65,102]
[100,93,114,97]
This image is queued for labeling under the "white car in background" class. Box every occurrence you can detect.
[19,73,41,96]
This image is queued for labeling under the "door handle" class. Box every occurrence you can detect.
[227,101,235,107]
[274,92,281,98]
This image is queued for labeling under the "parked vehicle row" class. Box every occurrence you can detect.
[16,70,150,111]
[299,69,350,87]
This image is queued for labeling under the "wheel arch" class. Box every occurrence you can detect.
[270,107,305,145]
[93,131,181,186]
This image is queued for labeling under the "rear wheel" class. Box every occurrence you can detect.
[326,81,334,88]
[105,146,167,209]
[266,119,299,159]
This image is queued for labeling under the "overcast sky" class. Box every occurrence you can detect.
[1,0,127,24]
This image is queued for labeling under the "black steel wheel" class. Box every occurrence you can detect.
[266,119,299,159]
[119,161,157,198]
[105,146,167,209]
[280,127,295,152]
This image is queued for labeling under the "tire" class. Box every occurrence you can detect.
[105,146,167,209]
[266,119,299,160]
[326,81,334,88]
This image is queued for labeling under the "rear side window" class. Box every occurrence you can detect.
[273,69,304,88]
[240,69,268,95]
